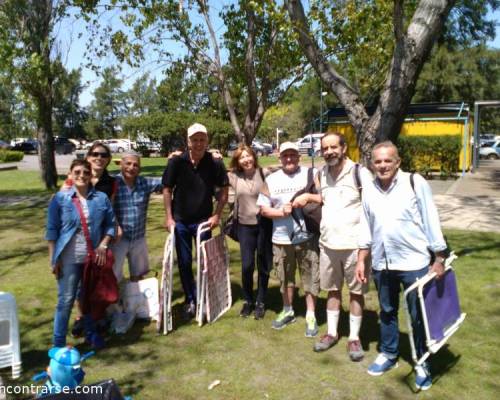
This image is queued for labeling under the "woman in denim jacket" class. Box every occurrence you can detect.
[46,159,115,348]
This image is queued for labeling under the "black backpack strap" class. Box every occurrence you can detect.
[258,167,265,181]
[307,167,313,188]
[353,163,362,197]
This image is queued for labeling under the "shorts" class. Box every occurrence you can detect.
[111,236,150,282]
[273,238,320,296]
[319,247,368,294]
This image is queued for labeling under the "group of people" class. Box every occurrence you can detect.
[46,123,448,391]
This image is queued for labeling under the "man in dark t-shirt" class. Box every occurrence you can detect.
[162,122,229,319]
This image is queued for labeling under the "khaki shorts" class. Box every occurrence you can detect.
[273,238,320,296]
[111,236,150,282]
[319,247,368,294]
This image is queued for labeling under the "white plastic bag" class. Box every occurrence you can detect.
[121,277,160,321]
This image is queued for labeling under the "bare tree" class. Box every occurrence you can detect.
[287,0,455,163]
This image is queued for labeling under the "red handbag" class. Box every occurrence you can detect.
[72,197,119,320]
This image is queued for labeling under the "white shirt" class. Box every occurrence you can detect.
[359,170,447,271]
[257,166,315,245]
[319,159,372,250]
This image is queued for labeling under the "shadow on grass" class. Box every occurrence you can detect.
[397,342,463,393]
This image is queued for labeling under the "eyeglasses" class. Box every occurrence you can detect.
[89,152,110,158]
[72,169,91,176]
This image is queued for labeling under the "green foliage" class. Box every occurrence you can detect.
[414,45,500,134]
[0,149,24,162]
[126,72,159,115]
[86,67,128,139]
[307,0,499,104]
[122,111,234,153]
[52,63,87,138]
[397,135,462,178]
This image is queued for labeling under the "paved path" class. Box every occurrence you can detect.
[433,160,500,233]
[299,158,500,233]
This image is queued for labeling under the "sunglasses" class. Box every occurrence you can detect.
[89,151,110,158]
[72,169,91,176]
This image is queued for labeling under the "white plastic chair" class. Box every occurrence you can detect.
[0,292,21,379]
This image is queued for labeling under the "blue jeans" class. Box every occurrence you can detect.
[372,267,428,359]
[237,222,272,305]
[53,262,96,347]
[174,221,211,304]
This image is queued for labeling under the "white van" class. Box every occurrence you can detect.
[296,133,324,156]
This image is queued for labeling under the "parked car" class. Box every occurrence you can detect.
[10,137,28,147]
[296,133,324,156]
[252,139,272,156]
[54,137,76,154]
[0,139,10,149]
[136,141,161,156]
[252,139,273,156]
[11,139,38,154]
[104,139,135,153]
[479,140,500,160]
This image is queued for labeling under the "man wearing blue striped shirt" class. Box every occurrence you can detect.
[112,151,163,282]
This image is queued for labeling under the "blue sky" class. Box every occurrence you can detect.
[58,4,499,108]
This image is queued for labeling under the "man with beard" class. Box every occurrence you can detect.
[292,132,372,361]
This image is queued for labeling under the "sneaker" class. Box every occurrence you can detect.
[347,339,364,362]
[254,302,266,320]
[305,315,318,337]
[313,334,339,352]
[272,310,296,330]
[367,353,398,376]
[85,332,105,350]
[182,302,196,321]
[71,318,84,338]
[239,302,253,318]
[415,363,432,391]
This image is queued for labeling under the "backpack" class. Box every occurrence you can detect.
[290,168,321,234]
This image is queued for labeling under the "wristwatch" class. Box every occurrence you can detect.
[435,256,446,265]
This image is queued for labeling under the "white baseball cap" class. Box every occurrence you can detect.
[187,123,208,138]
[279,141,299,154]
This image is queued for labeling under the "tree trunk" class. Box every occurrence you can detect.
[287,0,455,165]
[37,88,57,190]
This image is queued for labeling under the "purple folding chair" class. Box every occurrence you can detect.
[403,253,466,365]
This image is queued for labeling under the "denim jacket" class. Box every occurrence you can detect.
[45,187,116,266]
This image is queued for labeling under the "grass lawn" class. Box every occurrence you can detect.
[0,193,499,400]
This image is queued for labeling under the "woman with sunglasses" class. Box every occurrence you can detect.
[65,142,118,337]
[85,142,117,200]
[46,159,116,349]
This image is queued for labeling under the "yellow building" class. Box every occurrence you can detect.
[322,102,472,172]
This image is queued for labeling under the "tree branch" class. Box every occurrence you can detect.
[286,0,369,136]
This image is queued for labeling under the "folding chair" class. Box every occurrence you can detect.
[0,292,21,379]
[157,231,175,335]
[196,221,212,326]
[403,252,466,366]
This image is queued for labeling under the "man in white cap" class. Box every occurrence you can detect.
[162,123,229,320]
[257,141,320,337]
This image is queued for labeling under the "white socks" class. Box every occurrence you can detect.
[306,310,316,320]
[327,309,340,337]
[326,311,362,339]
[284,305,293,314]
[349,314,362,341]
